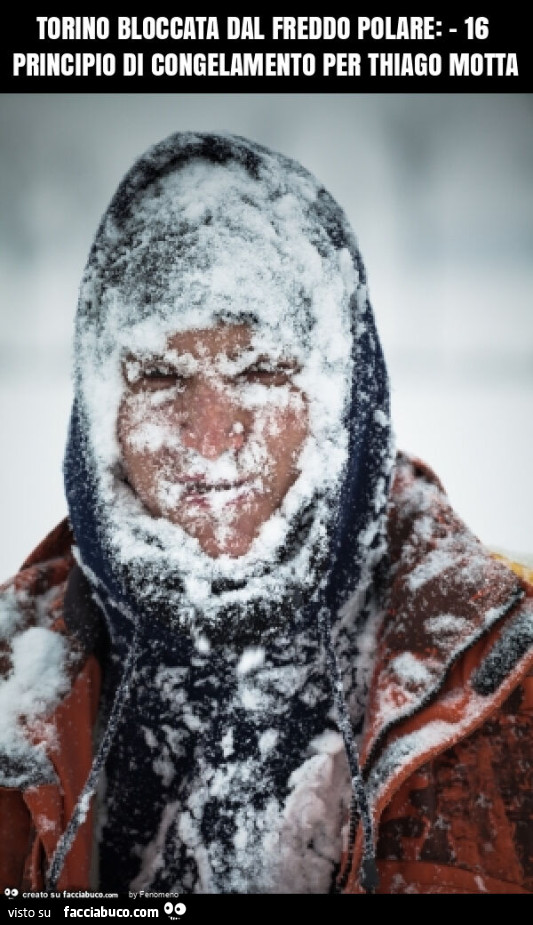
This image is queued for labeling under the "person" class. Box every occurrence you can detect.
[0,132,531,895]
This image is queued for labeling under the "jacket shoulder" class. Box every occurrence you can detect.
[20,517,75,571]
[344,457,533,893]
[492,553,533,588]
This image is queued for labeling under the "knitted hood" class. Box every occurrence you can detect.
[64,131,393,646]
[59,132,394,893]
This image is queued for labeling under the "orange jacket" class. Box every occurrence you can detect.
[1,456,532,894]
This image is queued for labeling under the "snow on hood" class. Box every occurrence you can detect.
[65,131,393,646]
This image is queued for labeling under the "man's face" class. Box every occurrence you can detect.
[117,324,309,558]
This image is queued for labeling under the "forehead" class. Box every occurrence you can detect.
[165,323,253,359]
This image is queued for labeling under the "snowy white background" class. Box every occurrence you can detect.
[1,93,532,576]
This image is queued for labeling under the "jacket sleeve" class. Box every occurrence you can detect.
[0,789,32,890]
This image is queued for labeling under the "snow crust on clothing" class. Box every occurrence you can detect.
[127,680,351,895]
[365,606,533,814]
[362,454,524,774]
[472,599,533,695]
[95,598,356,893]
[0,584,70,785]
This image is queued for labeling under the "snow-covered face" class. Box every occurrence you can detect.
[69,148,375,638]
[117,323,309,558]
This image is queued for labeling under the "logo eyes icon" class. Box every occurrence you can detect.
[164,902,186,919]
[4,888,19,897]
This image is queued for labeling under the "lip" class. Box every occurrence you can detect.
[181,478,247,493]
[181,478,256,507]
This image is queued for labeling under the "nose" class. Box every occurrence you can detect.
[179,380,249,460]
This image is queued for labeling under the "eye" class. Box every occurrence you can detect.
[143,367,178,382]
[123,359,187,392]
[239,360,299,386]
[139,367,186,391]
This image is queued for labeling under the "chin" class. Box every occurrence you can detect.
[198,533,255,559]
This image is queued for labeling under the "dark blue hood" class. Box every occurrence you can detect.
[64,131,393,645]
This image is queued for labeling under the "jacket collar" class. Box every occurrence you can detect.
[340,454,533,890]
[363,453,525,771]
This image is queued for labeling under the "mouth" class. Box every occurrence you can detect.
[181,477,247,493]
[180,477,257,507]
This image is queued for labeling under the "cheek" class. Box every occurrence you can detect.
[117,396,183,458]
[255,400,309,481]
[248,389,308,436]
[117,399,135,464]
[276,392,309,449]
[117,399,171,500]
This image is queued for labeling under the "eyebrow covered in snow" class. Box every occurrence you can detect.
[121,349,303,390]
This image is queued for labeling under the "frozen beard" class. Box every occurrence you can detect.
[71,145,363,646]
